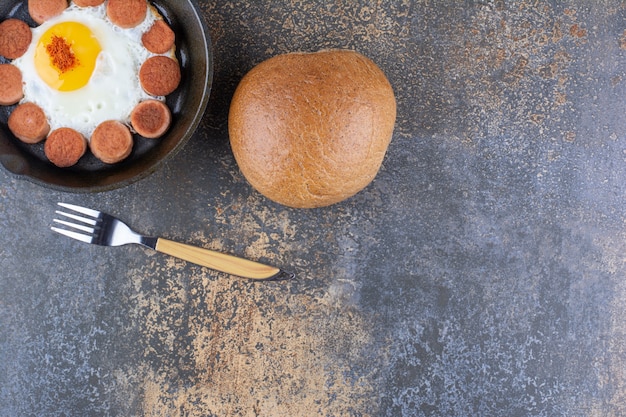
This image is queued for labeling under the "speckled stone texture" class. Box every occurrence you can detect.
[2,1,626,416]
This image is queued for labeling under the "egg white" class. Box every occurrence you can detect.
[13,4,163,139]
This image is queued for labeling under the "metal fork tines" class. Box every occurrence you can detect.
[51,202,294,281]
[52,204,99,244]
[52,203,155,248]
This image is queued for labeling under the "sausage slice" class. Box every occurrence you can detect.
[44,127,87,167]
[8,102,50,144]
[28,0,68,25]
[0,64,24,106]
[90,120,133,164]
[130,100,171,138]
[142,20,175,54]
[139,56,181,96]
[107,0,147,29]
[73,0,105,6]
[0,19,32,60]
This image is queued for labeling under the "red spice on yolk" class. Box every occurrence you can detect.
[46,35,79,73]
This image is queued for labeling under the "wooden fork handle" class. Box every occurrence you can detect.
[154,238,292,280]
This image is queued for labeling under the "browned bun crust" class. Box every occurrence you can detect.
[28,0,68,25]
[8,102,50,144]
[90,120,133,164]
[44,127,87,167]
[0,64,24,106]
[73,0,105,6]
[139,56,181,96]
[106,0,147,29]
[142,19,175,54]
[0,19,32,59]
[130,100,171,138]
[228,50,396,208]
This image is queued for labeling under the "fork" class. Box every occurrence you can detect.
[51,203,294,281]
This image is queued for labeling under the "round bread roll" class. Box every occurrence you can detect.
[228,49,396,208]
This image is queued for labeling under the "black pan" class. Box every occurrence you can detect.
[0,0,213,192]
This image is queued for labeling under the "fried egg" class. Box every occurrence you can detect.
[13,4,161,138]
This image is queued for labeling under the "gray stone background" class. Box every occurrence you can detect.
[2,1,626,416]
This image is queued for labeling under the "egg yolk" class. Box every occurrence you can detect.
[35,22,102,92]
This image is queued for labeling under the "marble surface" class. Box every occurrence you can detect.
[2,1,626,416]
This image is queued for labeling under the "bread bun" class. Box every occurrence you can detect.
[228,49,396,208]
